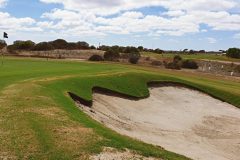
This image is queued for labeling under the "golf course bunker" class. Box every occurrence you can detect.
[77,85,240,160]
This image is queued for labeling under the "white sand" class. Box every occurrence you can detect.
[79,86,240,160]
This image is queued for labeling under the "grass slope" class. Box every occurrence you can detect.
[0,57,239,159]
[142,52,240,62]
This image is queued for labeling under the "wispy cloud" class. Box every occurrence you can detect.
[207,37,217,44]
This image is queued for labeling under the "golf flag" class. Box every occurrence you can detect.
[3,32,8,38]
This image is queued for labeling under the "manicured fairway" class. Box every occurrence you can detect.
[0,57,239,159]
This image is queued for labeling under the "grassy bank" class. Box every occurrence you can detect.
[142,52,240,62]
[0,57,239,159]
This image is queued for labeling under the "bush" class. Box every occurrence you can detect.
[129,55,140,64]
[182,60,199,69]
[104,49,120,61]
[151,60,162,66]
[33,42,54,51]
[165,62,181,70]
[164,55,182,70]
[226,48,240,59]
[173,55,182,63]
[234,65,240,73]
[88,55,104,61]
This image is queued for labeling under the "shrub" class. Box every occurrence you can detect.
[234,65,240,73]
[33,42,54,51]
[173,55,182,63]
[165,62,181,70]
[145,57,150,61]
[129,55,140,64]
[151,60,162,66]
[182,60,199,69]
[88,55,104,61]
[226,48,240,59]
[164,55,182,70]
[104,49,120,61]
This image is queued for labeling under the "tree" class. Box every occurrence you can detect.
[199,50,206,54]
[154,48,164,54]
[226,48,240,59]
[138,46,144,52]
[12,40,35,50]
[67,42,78,50]
[90,45,96,49]
[50,39,68,49]
[124,46,139,53]
[76,41,89,49]
[189,50,195,54]
[33,42,54,51]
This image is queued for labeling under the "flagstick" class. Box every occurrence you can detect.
[1,37,5,67]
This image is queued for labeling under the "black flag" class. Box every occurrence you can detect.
[3,32,8,38]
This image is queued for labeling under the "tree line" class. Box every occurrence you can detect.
[7,39,95,52]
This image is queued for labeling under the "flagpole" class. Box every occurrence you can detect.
[1,32,8,66]
[1,34,5,66]
[1,35,3,67]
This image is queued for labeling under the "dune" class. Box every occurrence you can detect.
[77,86,240,160]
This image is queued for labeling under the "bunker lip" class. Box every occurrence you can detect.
[68,81,228,108]
[72,85,240,160]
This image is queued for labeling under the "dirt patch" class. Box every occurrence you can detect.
[90,147,160,160]
[77,86,240,160]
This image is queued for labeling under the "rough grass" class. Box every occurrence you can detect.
[0,57,239,159]
[142,52,240,62]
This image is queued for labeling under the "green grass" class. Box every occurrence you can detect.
[142,52,240,62]
[0,57,239,159]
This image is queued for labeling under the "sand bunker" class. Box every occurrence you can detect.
[78,86,240,160]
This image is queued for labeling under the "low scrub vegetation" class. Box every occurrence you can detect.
[151,60,162,66]
[104,49,120,61]
[164,55,198,70]
[89,55,104,61]
[182,60,199,69]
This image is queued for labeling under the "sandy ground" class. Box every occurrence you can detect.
[90,147,159,160]
[78,86,240,160]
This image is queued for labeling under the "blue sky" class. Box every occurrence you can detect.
[0,0,240,51]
